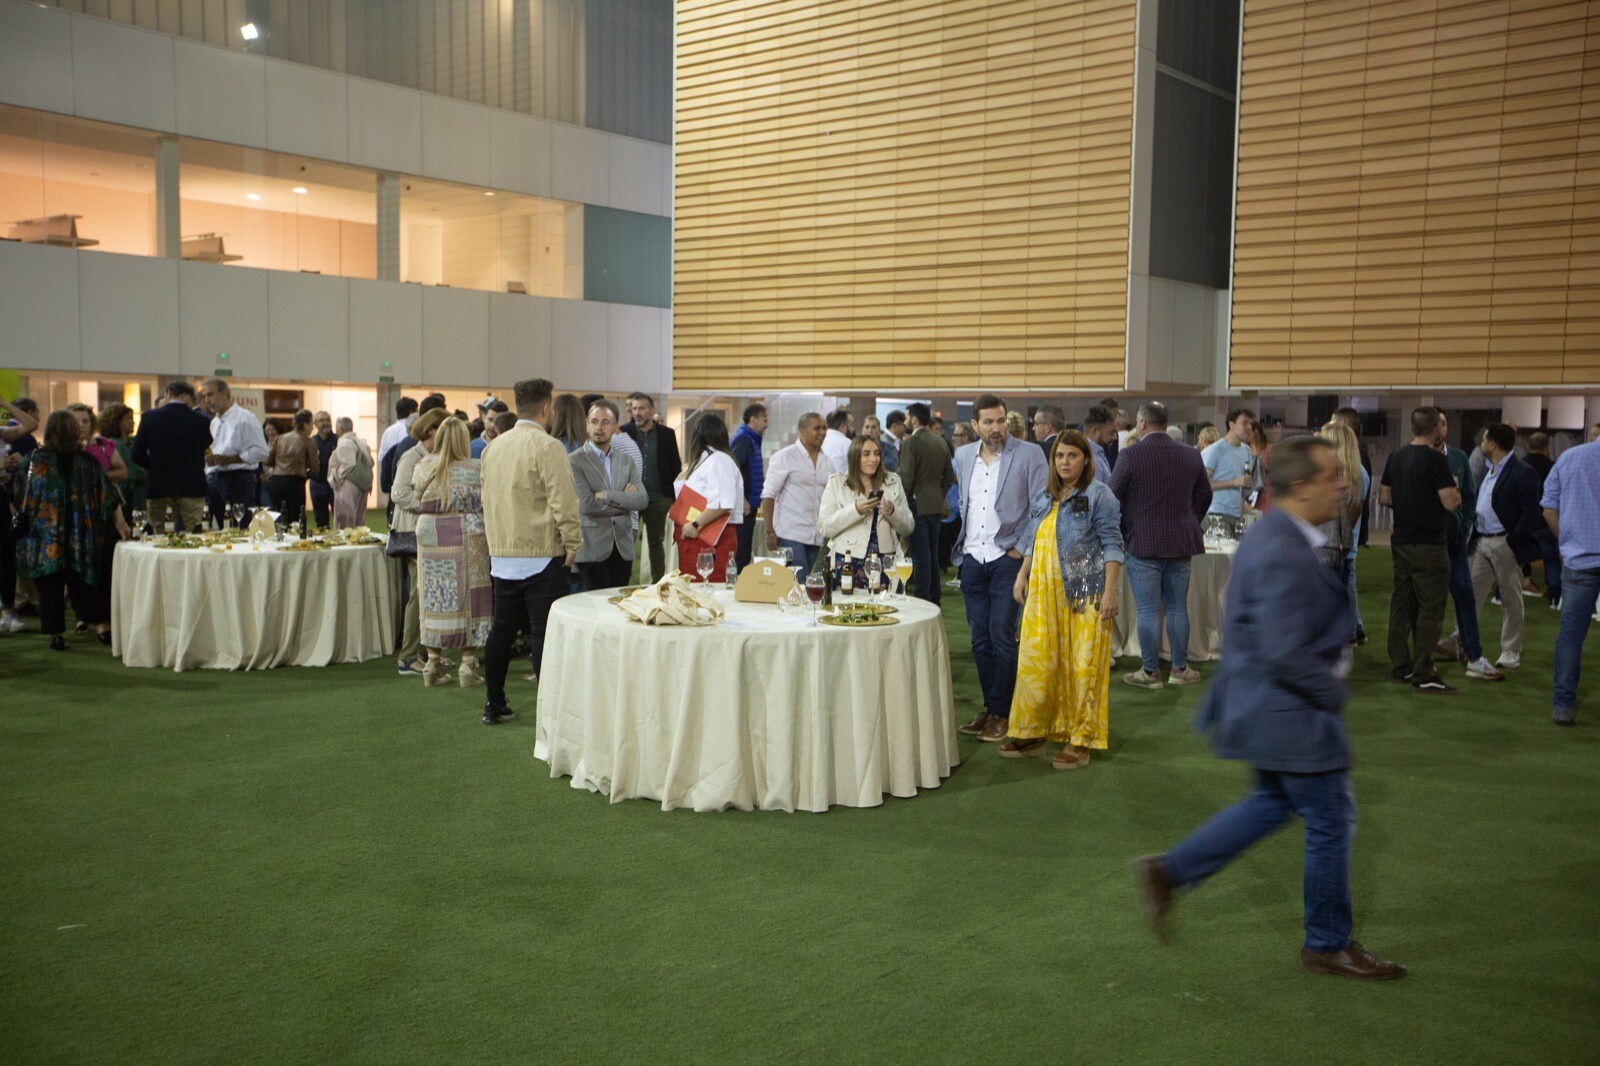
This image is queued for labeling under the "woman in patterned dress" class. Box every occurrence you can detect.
[1001,429,1125,770]
[411,417,492,687]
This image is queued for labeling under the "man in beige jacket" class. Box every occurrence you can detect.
[480,378,583,725]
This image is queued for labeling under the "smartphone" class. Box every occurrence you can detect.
[868,489,883,500]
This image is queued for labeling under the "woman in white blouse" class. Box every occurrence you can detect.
[672,411,743,583]
[818,435,913,589]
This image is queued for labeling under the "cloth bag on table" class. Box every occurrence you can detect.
[615,571,726,627]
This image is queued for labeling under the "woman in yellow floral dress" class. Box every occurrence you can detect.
[1001,429,1124,770]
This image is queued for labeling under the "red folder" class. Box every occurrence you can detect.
[668,484,732,546]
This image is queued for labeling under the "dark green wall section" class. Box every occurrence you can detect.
[583,206,671,308]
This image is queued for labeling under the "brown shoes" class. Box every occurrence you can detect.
[1300,941,1407,980]
[959,712,991,736]
[980,717,1009,742]
[1051,745,1091,770]
[1132,854,1174,943]
[998,737,1048,759]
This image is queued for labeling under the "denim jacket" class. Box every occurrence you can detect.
[1020,481,1125,602]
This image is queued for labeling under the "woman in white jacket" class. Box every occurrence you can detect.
[818,435,914,591]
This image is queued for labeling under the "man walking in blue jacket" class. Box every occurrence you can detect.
[1134,435,1406,980]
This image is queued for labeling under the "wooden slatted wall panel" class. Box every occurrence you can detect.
[674,0,1136,392]
[1231,0,1600,389]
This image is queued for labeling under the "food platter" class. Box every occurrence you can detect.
[819,604,900,627]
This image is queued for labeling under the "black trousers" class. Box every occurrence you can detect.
[309,481,334,529]
[36,570,96,635]
[735,517,755,570]
[485,565,568,708]
[269,475,307,526]
[579,547,633,592]
[210,470,257,527]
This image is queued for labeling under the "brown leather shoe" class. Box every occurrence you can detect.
[1300,940,1406,980]
[980,717,1008,742]
[1132,855,1174,943]
[959,712,991,736]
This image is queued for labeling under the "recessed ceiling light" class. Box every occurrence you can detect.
[293,187,308,194]
[246,193,261,201]
[240,22,259,40]
[484,191,495,197]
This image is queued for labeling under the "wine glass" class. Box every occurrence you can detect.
[696,548,715,585]
[863,555,883,605]
[129,509,146,542]
[776,546,793,567]
[229,501,246,530]
[895,553,915,601]
[804,573,826,626]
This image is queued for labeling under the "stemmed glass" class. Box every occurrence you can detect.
[863,555,883,605]
[229,502,246,530]
[894,553,915,601]
[697,548,716,585]
[805,573,826,626]
[775,546,793,567]
[129,509,147,542]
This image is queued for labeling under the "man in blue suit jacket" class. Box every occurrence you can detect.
[130,379,212,532]
[1134,436,1406,980]
[952,394,1048,741]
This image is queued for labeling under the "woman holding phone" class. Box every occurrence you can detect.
[1002,429,1124,770]
[818,435,913,591]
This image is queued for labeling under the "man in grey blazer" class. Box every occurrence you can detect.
[1134,436,1405,980]
[953,393,1049,742]
[570,399,648,591]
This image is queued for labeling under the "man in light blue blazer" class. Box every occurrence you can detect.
[1134,436,1406,981]
[952,394,1048,742]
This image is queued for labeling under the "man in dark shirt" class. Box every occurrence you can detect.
[1523,431,1560,607]
[308,411,338,530]
[620,392,682,582]
[1380,407,1462,692]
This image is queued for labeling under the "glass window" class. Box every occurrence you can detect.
[0,105,160,256]
[400,177,576,296]
[179,140,376,279]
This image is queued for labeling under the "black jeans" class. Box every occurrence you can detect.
[639,497,671,580]
[36,570,96,635]
[579,547,634,592]
[735,516,755,570]
[309,481,334,529]
[210,470,257,527]
[485,565,568,708]
[269,475,307,526]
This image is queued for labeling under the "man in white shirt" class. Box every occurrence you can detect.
[570,399,647,591]
[822,408,854,474]
[760,413,833,575]
[199,377,269,527]
[379,396,419,465]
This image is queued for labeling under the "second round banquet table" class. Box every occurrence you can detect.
[111,534,401,672]
[535,589,960,813]
[1110,547,1234,664]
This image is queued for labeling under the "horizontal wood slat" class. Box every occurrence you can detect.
[1231,0,1600,389]
[675,0,1136,391]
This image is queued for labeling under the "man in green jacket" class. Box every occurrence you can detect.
[897,402,956,604]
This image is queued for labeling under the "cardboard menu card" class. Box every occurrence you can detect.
[734,558,798,604]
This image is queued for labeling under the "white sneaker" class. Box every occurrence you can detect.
[0,612,24,634]
[1465,657,1504,681]
[1496,654,1521,669]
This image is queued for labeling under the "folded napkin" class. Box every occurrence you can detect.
[615,571,726,627]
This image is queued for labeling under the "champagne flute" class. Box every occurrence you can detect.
[697,548,715,585]
[895,552,914,601]
[805,573,826,627]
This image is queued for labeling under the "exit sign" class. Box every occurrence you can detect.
[379,375,395,384]
[214,368,233,377]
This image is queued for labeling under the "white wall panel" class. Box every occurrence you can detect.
[551,299,608,390]
[609,138,667,217]
[349,279,422,385]
[489,110,552,200]
[421,286,489,386]
[79,252,180,375]
[550,124,611,207]
[347,79,422,176]
[0,1,74,115]
[660,309,673,390]
[488,293,553,386]
[265,59,348,163]
[178,260,269,379]
[420,96,492,188]
[174,39,266,149]
[70,15,176,131]
[607,304,664,394]
[0,241,80,372]
[268,271,348,380]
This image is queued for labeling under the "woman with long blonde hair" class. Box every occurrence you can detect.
[411,416,492,686]
[1318,420,1368,642]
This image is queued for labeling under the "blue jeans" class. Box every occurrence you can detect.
[960,553,1023,718]
[1553,566,1600,713]
[1448,535,1484,663]
[1126,555,1191,674]
[1345,548,1362,631]
[776,538,821,577]
[1536,528,1562,604]
[1165,768,1356,954]
[910,514,943,604]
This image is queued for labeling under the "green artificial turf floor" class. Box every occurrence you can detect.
[2,549,1597,1064]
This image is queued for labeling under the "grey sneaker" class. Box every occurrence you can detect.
[1123,669,1164,689]
[397,658,425,676]
[1167,666,1202,686]
[1553,706,1575,726]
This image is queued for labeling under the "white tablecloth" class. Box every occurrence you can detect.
[536,590,960,812]
[112,540,400,671]
[1112,550,1233,663]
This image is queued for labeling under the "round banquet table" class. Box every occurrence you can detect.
[534,590,961,813]
[1111,548,1234,664]
[111,539,401,672]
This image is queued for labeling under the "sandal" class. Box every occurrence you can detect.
[998,737,1049,759]
[1052,746,1091,771]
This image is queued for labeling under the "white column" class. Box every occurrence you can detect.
[376,173,400,282]
[154,136,181,258]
